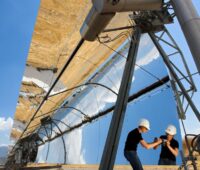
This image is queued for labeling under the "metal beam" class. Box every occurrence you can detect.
[102,26,133,33]
[99,27,141,170]
[171,0,200,73]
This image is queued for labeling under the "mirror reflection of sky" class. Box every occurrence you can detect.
[36,34,182,165]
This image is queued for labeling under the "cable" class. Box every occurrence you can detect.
[97,31,130,44]
[99,41,127,59]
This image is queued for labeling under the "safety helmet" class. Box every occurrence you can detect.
[139,118,150,130]
[165,125,177,135]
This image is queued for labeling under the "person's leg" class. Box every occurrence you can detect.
[166,159,176,165]
[124,150,143,170]
[158,158,176,165]
[158,158,165,165]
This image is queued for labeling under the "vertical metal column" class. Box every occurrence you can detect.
[171,0,200,73]
[99,27,141,170]
[149,32,200,122]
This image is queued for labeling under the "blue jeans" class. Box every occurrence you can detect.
[158,158,176,165]
[124,150,144,170]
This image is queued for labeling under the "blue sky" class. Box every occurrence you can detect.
[0,0,40,145]
[0,0,40,118]
[0,0,199,165]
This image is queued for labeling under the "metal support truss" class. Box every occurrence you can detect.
[148,28,199,170]
[148,28,200,122]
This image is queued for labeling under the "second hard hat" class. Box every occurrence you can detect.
[165,125,177,135]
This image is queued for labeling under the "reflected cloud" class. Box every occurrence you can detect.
[136,47,159,68]
[23,66,66,95]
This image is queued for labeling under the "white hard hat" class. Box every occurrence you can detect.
[165,125,177,135]
[139,118,150,130]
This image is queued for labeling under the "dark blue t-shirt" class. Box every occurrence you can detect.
[124,128,143,151]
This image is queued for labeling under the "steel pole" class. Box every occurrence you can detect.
[171,0,200,73]
[99,27,141,170]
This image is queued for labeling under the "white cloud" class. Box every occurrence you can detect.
[0,117,13,131]
[0,144,8,147]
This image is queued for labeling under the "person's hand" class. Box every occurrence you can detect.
[157,138,162,144]
[166,141,170,147]
[153,138,162,149]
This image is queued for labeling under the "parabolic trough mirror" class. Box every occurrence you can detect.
[35,34,182,165]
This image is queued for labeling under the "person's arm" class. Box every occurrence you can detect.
[153,138,161,150]
[140,138,162,149]
[166,141,179,157]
